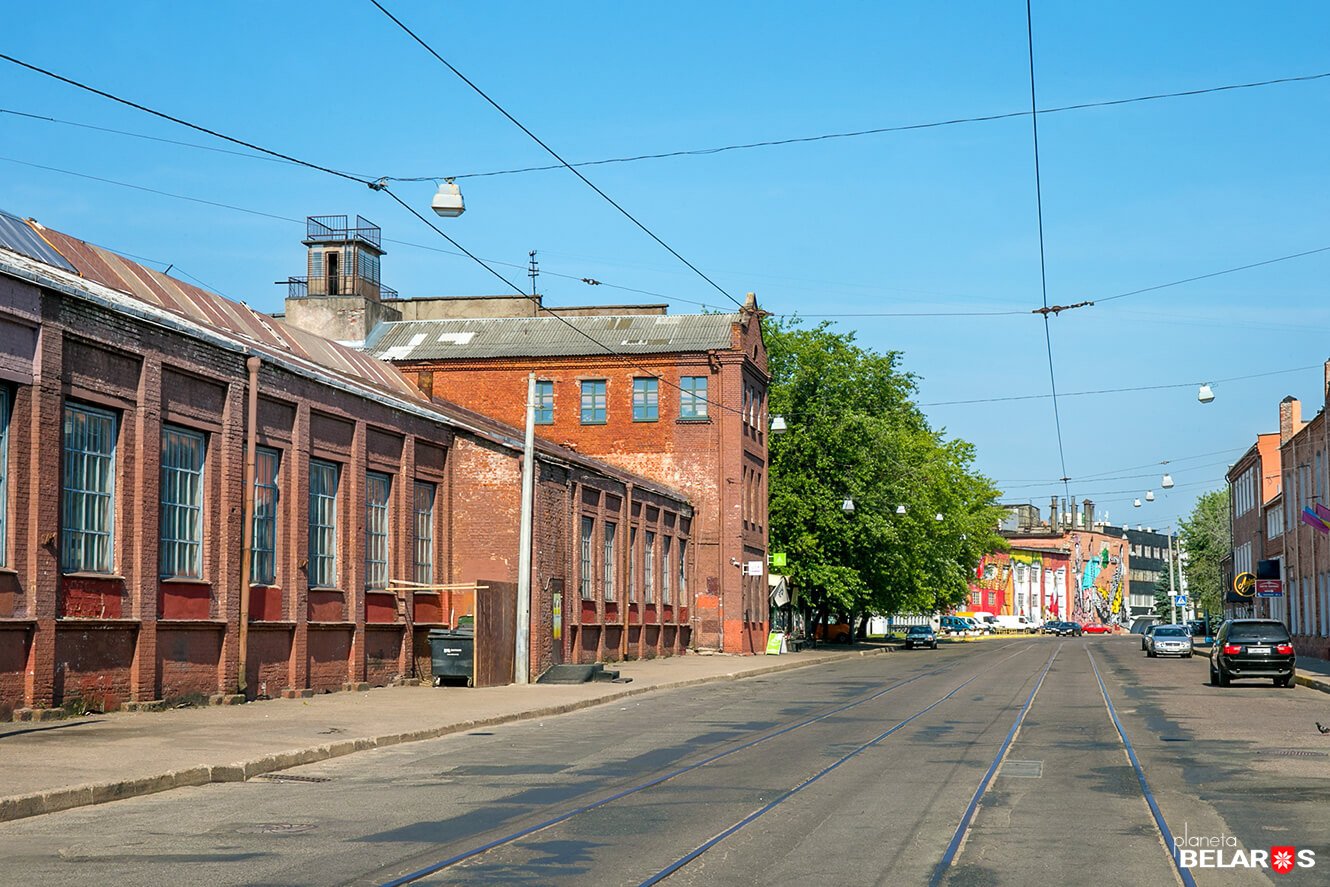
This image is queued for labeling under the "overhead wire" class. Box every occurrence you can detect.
[366,0,745,311]
[1022,1,1072,506]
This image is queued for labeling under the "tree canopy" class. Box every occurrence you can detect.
[1178,488,1229,618]
[766,318,1007,627]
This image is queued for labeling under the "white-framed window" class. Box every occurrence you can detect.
[414,481,435,586]
[644,531,655,603]
[160,426,206,579]
[628,526,637,603]
[580,516,595,600]
[0,386,8,567]
[662,536,673,605]
[678,539,687,600]
[603,521,617,602]
[1266,504,1285,540]
[1233,541,1252,578]
[61,403,117,573]
[308,460,339,588]
[365,472,392,591]
[251,447,280,585]
[1233,466,1258,517]
[679,376,708,419]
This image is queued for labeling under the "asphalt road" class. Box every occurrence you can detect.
[2,636,1328,886]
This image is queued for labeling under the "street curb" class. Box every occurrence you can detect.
[1294,672,1330,695]
[0,647,891,823]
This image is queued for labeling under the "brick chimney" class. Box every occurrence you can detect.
[1280,395,1303,444]
[1049,496,1059,532]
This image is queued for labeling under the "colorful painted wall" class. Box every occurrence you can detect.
[1002,531,1133,626]
[967,549,1071,621]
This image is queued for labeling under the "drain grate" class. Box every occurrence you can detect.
[254,773,331,783]
[1260,749,1328,758]
[1001,760,1043,778]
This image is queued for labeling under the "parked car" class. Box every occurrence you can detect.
[939,616,973,636]
[1049,621,1083,637]
[1082,623,1112,635]
[987,614,1041,633]
[904,625,939,650]
[1041,620,1062,635]
[1140,624,1160,651]
[1146,625,1193,658]
[1209,619,1296,687]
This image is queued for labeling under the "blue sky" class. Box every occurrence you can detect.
[2,1,1327,530]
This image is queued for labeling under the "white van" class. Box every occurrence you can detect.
[989,614,1040,634]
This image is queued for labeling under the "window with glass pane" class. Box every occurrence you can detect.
[534,380,554,425]
[308,460,339,587]
[680,376,708,419]
[662,536,672,604]
[159,426,206,579]
[678,539,687,599]
[628,526,637,603]
[580,380,606,424]
[632,378,658,422]
[603,522,617,602]
[61,403,117,573]
[414,481,435,585]
[365,472,391,590]
[580,516,594,599]
[0,387,8,567]
[250,447,280,585]
[644,531,655,603]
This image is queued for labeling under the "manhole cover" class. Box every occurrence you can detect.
[1001,760,1043,778]
[253,774,331,783]
[1260,749,1329,758]
[235,822,318,834]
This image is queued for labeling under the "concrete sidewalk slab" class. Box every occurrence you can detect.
[0,645,888,823]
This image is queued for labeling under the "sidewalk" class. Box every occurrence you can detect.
[0,644,889,824]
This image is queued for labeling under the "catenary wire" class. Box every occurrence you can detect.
[1023,1,1072,507]
[376,71,1330,181]
[367,0,745,310]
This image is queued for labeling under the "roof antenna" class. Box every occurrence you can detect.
[528,250,539,296]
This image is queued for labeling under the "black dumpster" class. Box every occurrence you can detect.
[428,629,475,687]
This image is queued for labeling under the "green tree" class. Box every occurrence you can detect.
[766,318,1006,638]
[1178,489,1230,619]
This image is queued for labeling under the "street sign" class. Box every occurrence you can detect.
[745,560,764,576]
[1173,594,1188,607]
[1233,572,1256,597]
[1256,579,1284,598]
[770,552,787,568]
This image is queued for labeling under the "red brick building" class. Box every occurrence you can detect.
[1225,430,1284,621]
[0,210,689,718]
[360,301,772,654]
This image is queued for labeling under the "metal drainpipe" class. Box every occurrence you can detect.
[237,355,261,695]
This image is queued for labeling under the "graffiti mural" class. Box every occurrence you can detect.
[969,549,1071,620]
[1071,534,1130,625]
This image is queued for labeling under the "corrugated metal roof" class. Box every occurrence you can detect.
[0,210,77,272]
[365,313,739,361]
[35,225,422,400]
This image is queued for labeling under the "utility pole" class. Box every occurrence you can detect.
[528,250,539,297]
[1167,530,1178,625]
[515,372,536,683]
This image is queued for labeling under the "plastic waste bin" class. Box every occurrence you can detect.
[428,628,475,687]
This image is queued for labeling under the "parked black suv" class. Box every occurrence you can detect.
[1209,619,1296,688]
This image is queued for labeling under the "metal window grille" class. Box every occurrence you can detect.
[662,536,672,604]
[632,378,658,422]
[414,481,435,585]
[580,516,595,600]
[365,472,392,591]
[356,249,381,286]
[603,522,617,602]
[308,460,339,588]
[680,376,708,418]
[61,403,117,573]
[160,426,206,579]
[678,539,687,598]
[0,387,8,567]
[580,380,606,424]
[251,448,280,585]
[644,531,655,603]
[628,527,637,603]
[534,380,554,425]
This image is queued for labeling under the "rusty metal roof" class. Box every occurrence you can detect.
[33,223,422,400]
[364,313,739,362]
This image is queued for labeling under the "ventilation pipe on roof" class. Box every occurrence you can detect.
[237,355,261,697]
